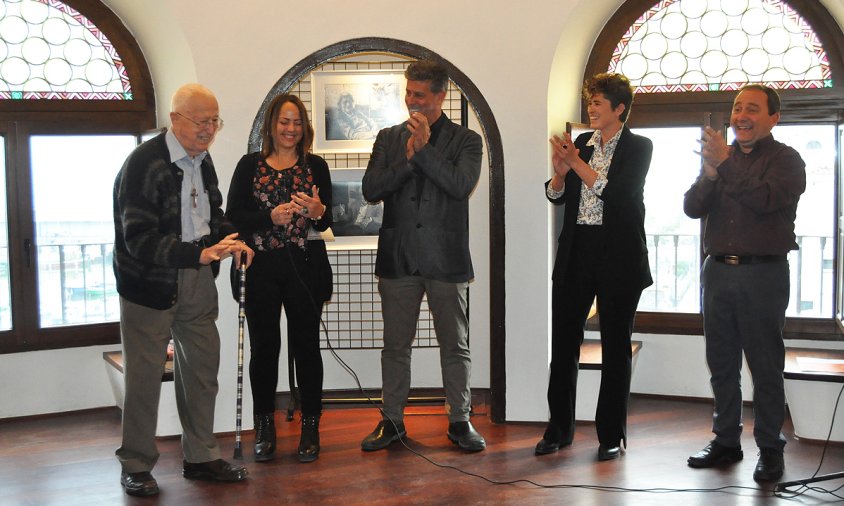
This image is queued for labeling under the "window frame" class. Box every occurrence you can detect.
[583,0,844,340]
[0,0,155,353]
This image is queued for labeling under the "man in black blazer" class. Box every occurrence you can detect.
[360,60,485,452]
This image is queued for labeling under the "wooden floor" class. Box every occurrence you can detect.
[1,396,843,505]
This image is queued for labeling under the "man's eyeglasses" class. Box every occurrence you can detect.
[175,112,224,131]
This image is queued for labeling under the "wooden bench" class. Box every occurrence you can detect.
[575,339,642,421]
[103,351,181,437]
[783,347,844,442]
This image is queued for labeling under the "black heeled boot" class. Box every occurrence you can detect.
[254,413,276,462]
[297,414,320,463]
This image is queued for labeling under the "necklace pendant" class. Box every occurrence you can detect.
[191,188,198,208]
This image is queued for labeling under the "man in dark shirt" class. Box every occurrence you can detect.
[683,84,806,482]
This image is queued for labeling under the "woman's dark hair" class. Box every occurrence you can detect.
[582,73,635,123]
[260,94,314,158]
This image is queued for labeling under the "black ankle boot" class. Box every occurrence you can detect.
[254,413,276,462]
[297,414,320,463]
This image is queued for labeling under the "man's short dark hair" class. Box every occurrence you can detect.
[739,84,781,115]
[405,60,449,94]
[582,73,635,123]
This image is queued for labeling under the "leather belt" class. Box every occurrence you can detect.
[712,255,786,266]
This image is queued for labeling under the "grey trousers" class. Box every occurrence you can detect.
[702,256,788,451]
[116,266,223,473]
[378,276,472,423]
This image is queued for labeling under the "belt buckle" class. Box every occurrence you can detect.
[725,255,739,265]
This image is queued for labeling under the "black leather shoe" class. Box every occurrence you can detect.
[598,444,622,461]
[254,413,276,462]
[297,414,320,463]
[361,420,406,451]
[447,421,486,452]
[687,441,743,468]
[120,471,159,497]
[753,448,784,482]
[183,459,248,482]
[534,423,572,455]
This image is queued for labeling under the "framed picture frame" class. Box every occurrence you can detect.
[312,69,407,154]
[328,168,383,241]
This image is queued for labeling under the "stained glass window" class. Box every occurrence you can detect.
[609,0,831,93]
[0,0,131,100]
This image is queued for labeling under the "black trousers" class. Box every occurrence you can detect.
[547,225,642,446]
[245,246,325,417]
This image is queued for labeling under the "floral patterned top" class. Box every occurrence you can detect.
[251,157,313,251]
[576,128,621,225]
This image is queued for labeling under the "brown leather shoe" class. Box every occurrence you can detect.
[687,441,743,468]
[120,471,159,497]
[183,459,248,482]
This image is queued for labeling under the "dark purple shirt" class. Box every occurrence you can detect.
[683,134,806,256]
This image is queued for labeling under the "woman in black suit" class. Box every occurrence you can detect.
[226,94,333,463]
[536,73,653,461]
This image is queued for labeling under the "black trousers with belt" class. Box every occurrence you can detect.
[245,245,326,417]
[547,225,643,446]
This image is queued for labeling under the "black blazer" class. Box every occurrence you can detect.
[546,126,653,292]
[362,117,482,283]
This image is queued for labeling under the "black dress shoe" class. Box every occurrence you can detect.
[254,413,276,462]
[297,414,320,463]
[183,459,248,482]
[447,421,486,452]
[753,448,784,482]
[534,423,572,455]
[361,419,406,451]
[120,471,159,497]
[687,441,743,468]
[598,444,622,461]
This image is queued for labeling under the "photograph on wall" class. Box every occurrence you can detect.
[312,70,407,153]
[331,179,383,237]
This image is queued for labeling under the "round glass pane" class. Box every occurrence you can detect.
[23,77,50,93]
[0,15,29,45]
[680,30,708,59]
[42,17,70,45]
[661,12,687,40]
[722,0,750,17]
[783,46,813,74]
[700,51,728,78]
[700,11,728,38]
[762,67,789,82]
[64,38,92,66]
[22,37,50,65]
[0,40,8,62]
[20,0,49,24]
[721,29,749,57]
[618,53,648,81]
[1,56,30,86]
[721,69,749,85]
[85,58,113,87]
[762,27,791,55]
[65,78,93,93]
[741,48,769,76]
[680,70,708,85]
[641,32,668,60]
[44,58,72,86]
[640,72,667,87]
[679,0,708,19]
[740,8,769,36]
[660,51,687,79]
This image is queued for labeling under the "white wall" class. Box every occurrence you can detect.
[2,0,844,424]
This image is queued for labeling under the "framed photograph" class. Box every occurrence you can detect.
[329,169,383,238]
[312,70,407,153]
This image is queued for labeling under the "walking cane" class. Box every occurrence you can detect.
[233,251,247,460]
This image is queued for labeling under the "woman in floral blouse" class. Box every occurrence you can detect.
[226,94,333,463]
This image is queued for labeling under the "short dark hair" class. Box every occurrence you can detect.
[405,59,448,94]
[260,94,314,158]
[582,73,635,123]
[738,84,781,115]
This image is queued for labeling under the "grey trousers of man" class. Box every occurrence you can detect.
[702,256,789,451]
[116,266,223,473]
[378,276,472,423]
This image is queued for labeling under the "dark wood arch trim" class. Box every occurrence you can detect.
[0,0,156,129]
[584,0,844,125]
[250,38,507,422]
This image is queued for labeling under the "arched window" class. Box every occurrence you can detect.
[584,0,844,340]
[0,0,155,353]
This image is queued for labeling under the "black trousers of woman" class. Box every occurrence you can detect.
[547,225,643,447]
[245,246,324,417]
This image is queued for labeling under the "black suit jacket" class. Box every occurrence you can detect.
[362,116,482,282]
[546,126,654,292]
